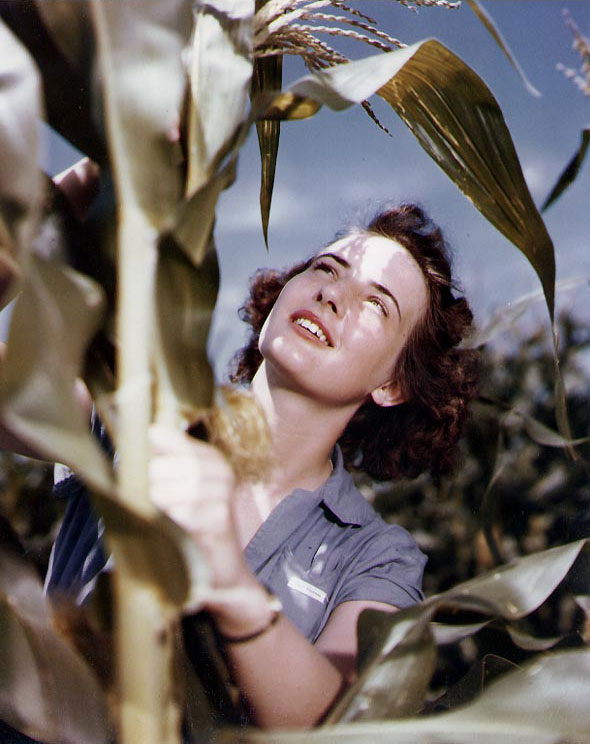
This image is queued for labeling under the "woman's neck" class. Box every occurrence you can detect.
[249,361,356,499]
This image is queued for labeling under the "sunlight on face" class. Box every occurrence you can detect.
[258,231,429,408]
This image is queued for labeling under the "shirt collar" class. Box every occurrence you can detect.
[317,446,374,527]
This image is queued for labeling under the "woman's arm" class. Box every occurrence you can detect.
[149,426,397,728]
[217,596,397,728]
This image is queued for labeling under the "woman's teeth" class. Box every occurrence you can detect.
[294,317,328,345]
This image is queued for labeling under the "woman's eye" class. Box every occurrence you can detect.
[368,297,387,316]
[314,261,337,277]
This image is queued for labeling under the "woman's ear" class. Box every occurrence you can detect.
[370,381,405,408]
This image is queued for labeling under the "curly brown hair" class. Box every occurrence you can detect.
[229,204,479,481]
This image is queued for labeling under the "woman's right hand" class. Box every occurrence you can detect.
[149,424,276,636]
[149,425,247,590]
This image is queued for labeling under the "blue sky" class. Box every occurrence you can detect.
[22,1,590,379]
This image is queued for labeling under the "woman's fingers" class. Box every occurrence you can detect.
[148,424,250,589]
[148,424,236,534]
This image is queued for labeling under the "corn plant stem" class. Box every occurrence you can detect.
[114,206,181,743]
[115,574,180,743]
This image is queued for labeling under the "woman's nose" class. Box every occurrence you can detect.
[315,284,341,314]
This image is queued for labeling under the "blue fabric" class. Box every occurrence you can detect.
[44,410,112,602]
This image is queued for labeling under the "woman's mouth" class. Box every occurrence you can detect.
[291,313,332,346]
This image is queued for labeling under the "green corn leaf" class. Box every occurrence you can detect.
[505,624,563,652]
[327,607,436,723]
[327,540,587,724]
[466,0,541,98]
[439,540,588,618]
[514,409,590,449]
[252,53,283,249]
[430,619,491,645]
[465,275,589,349]
[0,544,111,744]
[542,127,590,212]
[376,41,555,320]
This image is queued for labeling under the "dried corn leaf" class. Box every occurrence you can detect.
[95,496,208,612]
[223,651,590,742]
[154,235,219,425]
[186,0,254,197]
[0,257,112,494]
[1,1,106,165]
[173,157,237,266]
[466,0,541,98]
[91,0,191,228]
[0,18,42,304]
[0,544,110,744]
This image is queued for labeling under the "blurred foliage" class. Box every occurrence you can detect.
[354,309,590,701]
[0,453,56,579]
[542,9,590,211]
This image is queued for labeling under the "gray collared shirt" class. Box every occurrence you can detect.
[245,447,426,643]
[47,430,425,644]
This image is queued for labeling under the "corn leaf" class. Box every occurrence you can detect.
[173,157,238,267]
[464,276,589,349]
[0,544,110,744]
[0,1,106,165]
[326,540,587,724]
[220,650,590,743]
[34,0,92,71]
[95,496,208,612]
[0,257,112,495]
[258,39,556,320]
[327,608,436,723]
[514,409,590,449]
[154,235,219,425]
[377,41,555,319]
[466,0,541,98]
[0,17,42,306]
[439,540,587,617]
[505,624,563,652]
[430,619,491,645]
[186,0,254,197]
[252,53,283,248]
[541,127,590,212]
[90,0,191,228]
[482,428,512,565]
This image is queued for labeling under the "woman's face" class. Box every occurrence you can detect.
[258,232,429,409]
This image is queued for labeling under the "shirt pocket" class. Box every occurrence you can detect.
[267,546,340,642]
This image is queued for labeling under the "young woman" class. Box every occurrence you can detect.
[147,203,479,727]
[3,202,479,729]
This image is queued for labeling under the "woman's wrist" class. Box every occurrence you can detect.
[206,581,282,642]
